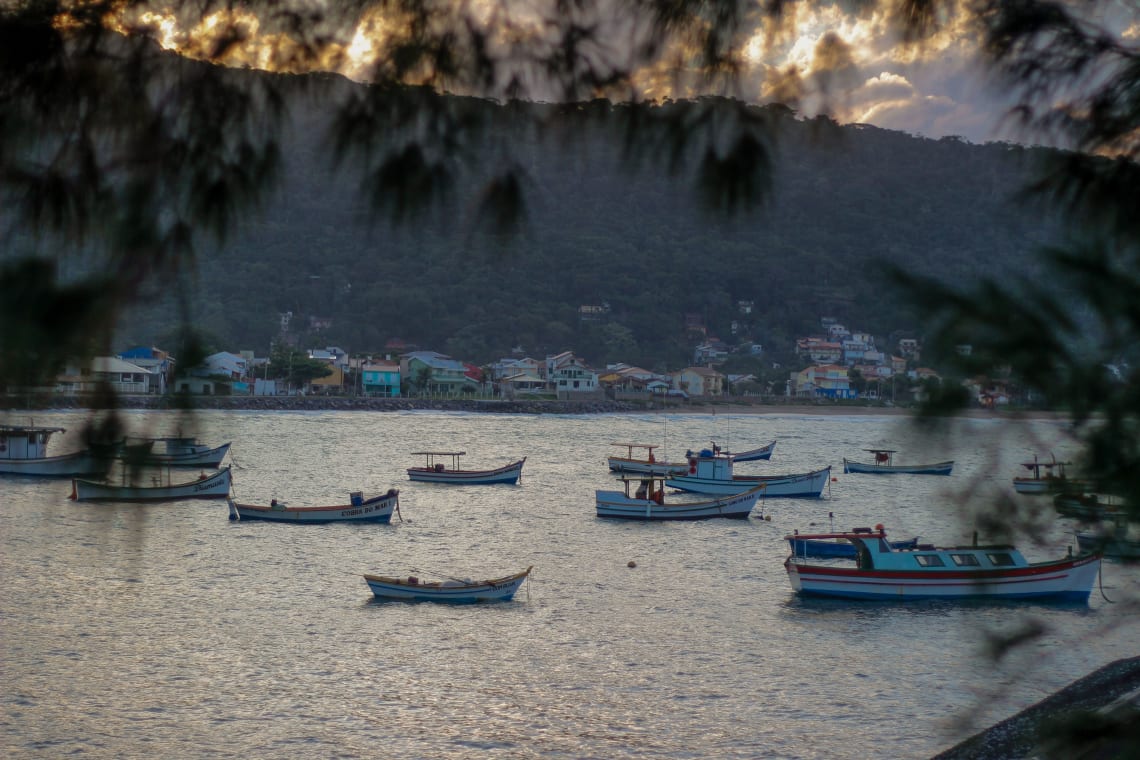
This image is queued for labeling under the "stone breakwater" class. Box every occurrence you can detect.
[4,394,640,415]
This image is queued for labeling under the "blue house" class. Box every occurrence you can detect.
[362,360,401,397]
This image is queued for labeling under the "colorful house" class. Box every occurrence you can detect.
[361,360,401,397]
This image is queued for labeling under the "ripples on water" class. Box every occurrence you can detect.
[2,410,1137,759]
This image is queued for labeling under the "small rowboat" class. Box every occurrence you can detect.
[785,525,1101,602]
[363,566,533,603]
[71,466,233,501]
[842,449,953,475]
[229,489,400,523]
[406,452,525,485]
[595,476,765,520]
[606,443,689,476]
[125,438,231,468]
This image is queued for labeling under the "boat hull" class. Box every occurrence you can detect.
[594,487,762,520]
[407,458,525,485]
[363,567,531,603]
[230,490,399,523]
[0,451,107,478]
[1012,478,1054,494]
[1076,532,1140,560]
[843,459,953,475]
[72,467,232,501]
[785,554,1102,602]
[665,466,831,498]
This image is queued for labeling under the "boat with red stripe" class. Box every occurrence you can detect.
[784,525,1101,602]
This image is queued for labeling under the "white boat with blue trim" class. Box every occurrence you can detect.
[229,489,400,523]
[363,566,532,603]
[124,437,231,468]
[596,475,765,520]
[842,449,953,475]
[0,424,106,477]
[785,526,1101,602]
[407,451,525,484]
[71,466,232,501]
[1012,454,1074,494]
[664,447,830,498]
[718,439,776,462]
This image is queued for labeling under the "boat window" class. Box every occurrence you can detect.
[986,553,1015,566]
[950,554,980,566]
[914,554,945,567]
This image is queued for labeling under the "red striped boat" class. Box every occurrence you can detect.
[785,526,1101,602]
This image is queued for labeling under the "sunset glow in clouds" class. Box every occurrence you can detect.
[107,1,1135,146]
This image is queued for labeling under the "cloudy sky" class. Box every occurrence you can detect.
[126,1,1133,147]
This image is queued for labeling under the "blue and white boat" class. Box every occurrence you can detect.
[720,440,776,462]
[407,451,525,485]
[842,449,953,475]
[595,475,765,520]
[785,526,1101,602]
[664,448,830,498]
[229,489,400,523]
[123,437,231,468]
[363,566,532,603]
[71,466,232,501]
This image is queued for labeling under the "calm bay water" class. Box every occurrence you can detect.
[2,409,1137,759]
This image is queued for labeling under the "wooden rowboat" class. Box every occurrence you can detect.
[363,566,532,603]
[842,449,953,475]
[229,489,401,523]
[407,452,525,485]
[71,466,232,501]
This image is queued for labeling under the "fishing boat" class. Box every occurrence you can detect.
[664,447,830,498]
[784,525,1102,602]
[406,452,525,484]
[1012,454,1074,494]
[0,424,107,477]
[718,440,776,462]
[787,526,920,558]
[124,437,231,468]
[1076,521,1140,560]
[229,489,400,523]
[842,449,953,475]
[595,475,765,520]
[70,466,233,501]
[1053,492,1126,521]
[363,566,532,603]
[606,443,689,476]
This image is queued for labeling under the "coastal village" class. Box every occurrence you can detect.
[47,316,1017,408]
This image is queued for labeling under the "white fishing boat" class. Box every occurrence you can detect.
[123,436,231,468]
[0,424,106,477]
[406,452,525,484]
[363,566,532,603]
[595,475,765,520]
[664,447,830,498]
[842,449,953,475]
[719,440,776,462]
[785,525,1101,602]
[70,466,233,501]
[606,443,689,475]
[1012,454,1074,494]
[229,489,400,523]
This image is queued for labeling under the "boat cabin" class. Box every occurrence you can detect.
[684,447,734,479]
[618,475,666,504]
[866,449,896,465]
[0,425,66,460]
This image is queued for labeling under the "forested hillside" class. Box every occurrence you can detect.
[122,71,1064,370]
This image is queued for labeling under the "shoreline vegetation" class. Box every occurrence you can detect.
[1,393,1065,418]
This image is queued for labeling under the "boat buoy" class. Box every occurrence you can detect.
[831,477,838,482]
[627,560,637,568]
